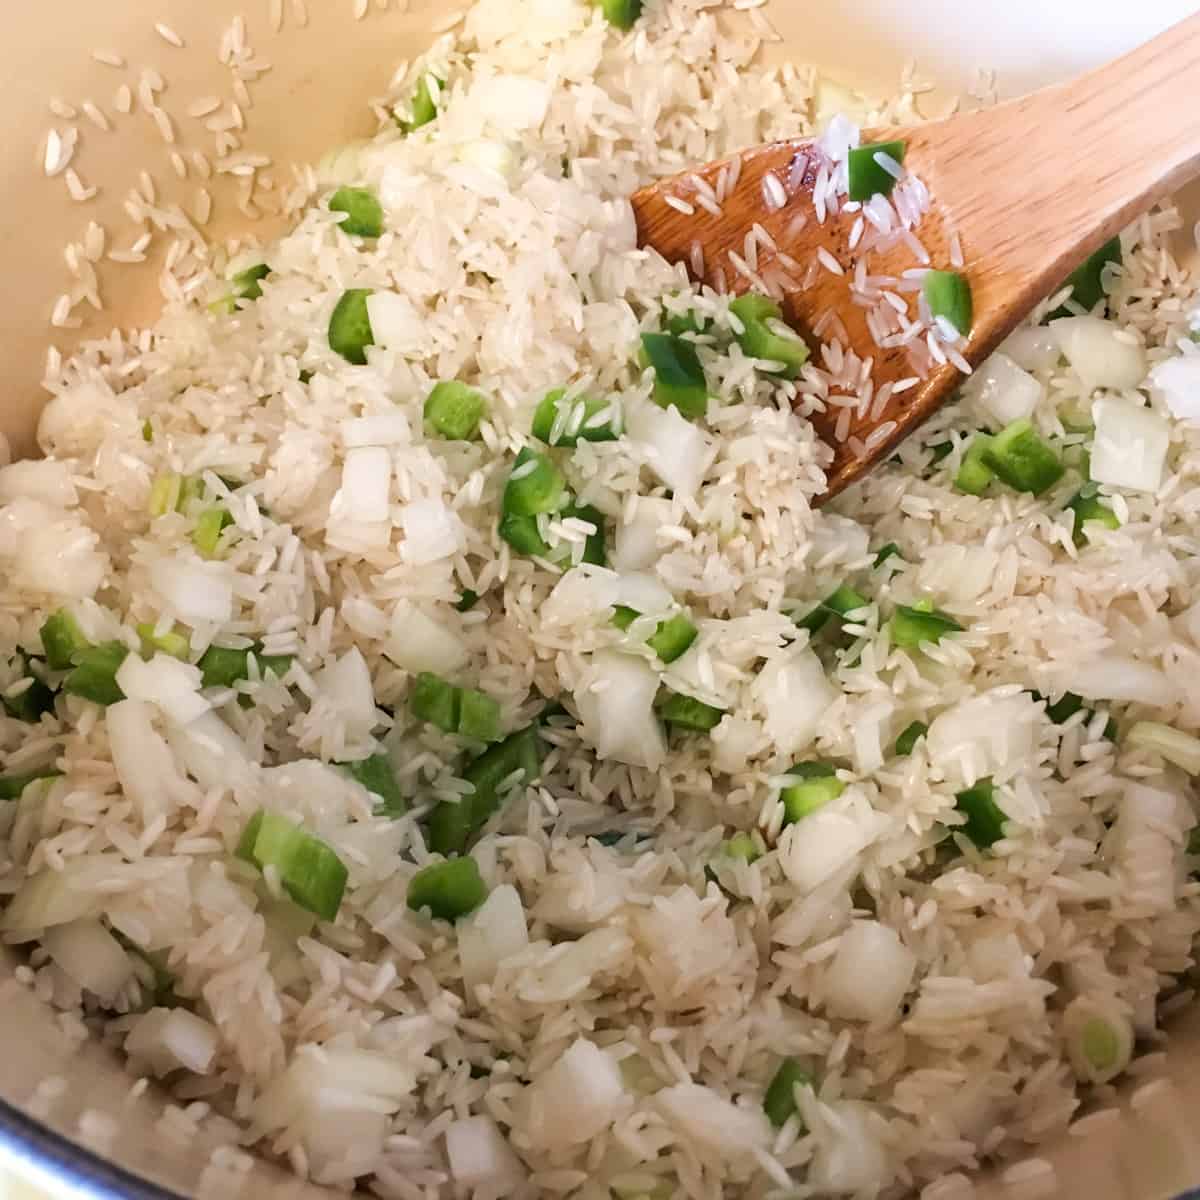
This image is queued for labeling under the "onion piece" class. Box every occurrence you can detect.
[1090,396,1169,493]
[107,699,183,823]
[613,497,673,572]
[1068,656,1172,706]
[751,647,836,758]
[149,559,234,625]
[383,601,468,675]
[458,884,529,991]
[574,650,666,771]
[43,918,134,1002]
[1051,316,1147,391]
[166,710,255,792]
[116,653,209,726]
[823,920,916,1022]
[627,402,714,500]
[313,647,378,738]
[342,412,412,447]
[1000,325,1061,373]
[330,446,392,525]
[964,351,1043,425]
[778,792,886,893]
[0,460,78,508]
[926,693,1037,783]
[445,1116,525,1193]
[615,572,674,616]
[1062,993,1134,1084]
[808,1101,888,1195]
[525,1038,626,1148]
[655,1083,770,1158]
[364,292,424,355]
[400,498,465,565]
[125,1007,219,1076]
[1149,353,1200,422]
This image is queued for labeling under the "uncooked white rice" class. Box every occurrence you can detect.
[6,2,1200,1199]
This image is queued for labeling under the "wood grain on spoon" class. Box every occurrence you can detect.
[632,11,1200,501]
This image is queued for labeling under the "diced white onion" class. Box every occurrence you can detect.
[627,402,714,500]
[466,74,551,133]
[751,647,836,758]
[525,1038,626,1147]
[574,650,666,771]
[615,572,674,616]
[116,653,210,725]
[314,647,378,738]
[0,499,109,599]
[1126,721,1200,774]
[809,513,870,567]
[1051,316,1147,391]
[916,544,997,607]
[852,701,893,773]
[458,884,529,991]
[166,709,255,792]
[125,1007,219,1076]
[364,292,425,354]
[445,1116,525,1193]
[43,918,134,1002]
[808,1101,888,1195]
[316,139,369,185]
[823,920,916,1022]
[779,793,885,893]
[149,559,234,625]
[331,446,392,525]
[107,699,181,823]
[964,351,1043,425]
[457,139,517,182]
[400,498,465,565]
[0,460,78,508]
[1090,396,1169,493]
[1000,325,1061,373]
[1149,353,1200,422]
[612,497,672,572]
[383,601,468,675]
[1068,656,1172,706]
[655,1083,770,1158]
[540,567,620,626]
[926,693,1037,783]
[710,715,763,774]
[1,856,127,935]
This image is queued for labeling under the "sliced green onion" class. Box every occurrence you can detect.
[729,294,809,379]
[0,767,62,801]
[406,857,487,921]
[136,623,190,661]
[1126,722,1200,775]
[612,607,698,664]
[953,434,995,495]
[340,753,405,816]
[1066,483,1120,545]
[954,777,1006,849]
[794,584,868,635]
[656,690,724,732]
[41,610,90,671]
[1053,236,1122,318]
[894,720,928,757]
[198,644,292,689]
[498,513,550,558]
[3,664,55,724]
[455,589,480,613]
[425,381,486,441]
[427,725,542,855]
[923,270,974,337]
[594,0,643,29]
[329,186,384,238]
[64,642,129,706]
[328,288,375,365]
[502,448,567,518]
[981,419,1064,496]
[142,420,154,443]
[780,761,844,823]
[640,332,709,420]
[236,809,348,921]
[847,139,906,202]
[531,389,619,446]
[397,73,443,133]
[193,507,233,558]
[890,602,963,649]
[763,1058,812,1129]
[1080,1017,1121,1073]
[873,543,903,568]
[148,473,183,518]
[562,503,607,568]
[458,688,503,742]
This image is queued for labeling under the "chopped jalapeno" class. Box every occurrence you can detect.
[954,434,996,495]
[1067,483,1120,545]
[847,139,906,202]
[64,642,129,707]
[640,332,709,419]
[981,419,1064,496]
[764,1058,812,1129]
[328,288,375,364]
[236,809,348,921]
[780,761,844,823]
[197,644,292,689]
[41,610,90,671]
[531,389,619,446]
[329,186,384,238]
[407,857,487,921]
[340,753,405,816]
[954,776,1007,849]
[890,603,963,649]
[923,269,974,337]
[656,690,724,732]
[728,294,809,378]
[425,381,486,441]
[893,720,928,756]
[502,448,568,517]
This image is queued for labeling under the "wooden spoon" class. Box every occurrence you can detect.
[632,12,1200,501]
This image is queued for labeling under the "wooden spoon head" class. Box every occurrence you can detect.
[631,130,974,501]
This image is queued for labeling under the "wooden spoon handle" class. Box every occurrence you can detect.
[922,11,1200,308]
